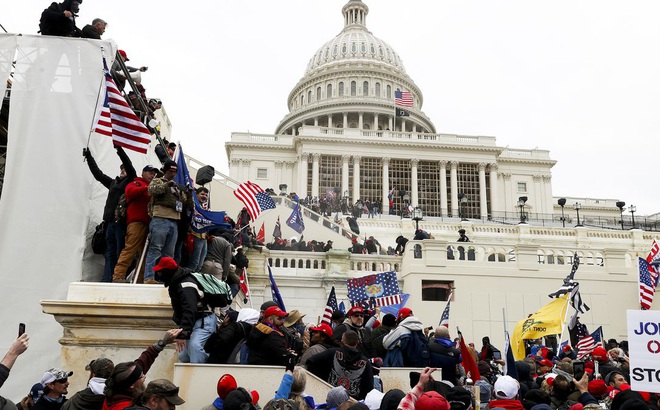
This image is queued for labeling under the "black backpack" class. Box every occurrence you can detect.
[403,331,431,367]
[114,194,128,225]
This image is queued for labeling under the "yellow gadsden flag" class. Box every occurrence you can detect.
[511,295,569,360]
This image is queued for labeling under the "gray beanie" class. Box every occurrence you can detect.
[327,386,349,408]
[475,380,492,403]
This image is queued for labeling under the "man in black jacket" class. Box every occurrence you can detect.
[81,18,106,39]
[154,257,228,363]
[39,0,83,37]
[428,326,462,385]
[306,330,373,400]
[246,305,291,366]
[83,146,136,282]
[332,306,373,359]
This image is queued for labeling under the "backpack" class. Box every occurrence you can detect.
[403,331,431,367]
[114,194,128,225]
[190,272,232,308]
[91,221,106,254]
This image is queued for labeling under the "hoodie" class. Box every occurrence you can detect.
[306,346,373,400]
[381,316,424,350]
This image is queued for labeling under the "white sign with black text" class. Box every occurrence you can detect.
[627,310,660,393]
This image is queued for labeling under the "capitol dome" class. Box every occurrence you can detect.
[275,0,435,135]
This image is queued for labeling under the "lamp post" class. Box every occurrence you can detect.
[518,196,528,224]
[458,193,468,221]
[616,201,626,230]
[412,207,423,231]
[558,198,566,228]
[574,202,582,227]
[629,204,637,229]
[278,184,288,196]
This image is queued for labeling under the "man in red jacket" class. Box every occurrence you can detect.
[113,165,159,283]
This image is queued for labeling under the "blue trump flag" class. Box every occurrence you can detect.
[173,144,194,189]
[380,293,410,317]
[286,202,305,234]
[268,264,286,311]
[174,144,231,233]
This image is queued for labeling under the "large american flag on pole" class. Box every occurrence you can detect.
[439,292,452,327]
[639,257,656,310]
[321,286,338,325]
[570,318,595,359]
[233,181,276,221]
[394,90,413,107]
[95,57,152,153]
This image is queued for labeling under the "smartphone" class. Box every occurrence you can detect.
[493,351,502,360]
[18,323,25,337]
[573,360,585,380]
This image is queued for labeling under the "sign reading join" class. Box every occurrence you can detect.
[627,310,660,393]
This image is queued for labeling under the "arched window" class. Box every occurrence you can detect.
[338,82,344,96]
[327,84,332,98]
[363,81,369,96]
[386,85,392,99]
[375,82,381,97]
[351,81,356,96]
[308,90,312,103]
[316,87,322,100]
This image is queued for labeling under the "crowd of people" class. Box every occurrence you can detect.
[1,299,646,410]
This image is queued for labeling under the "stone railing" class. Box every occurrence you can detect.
[266,250,402,277]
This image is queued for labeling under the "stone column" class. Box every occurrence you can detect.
[411,159,419,207]
[341,154,350,198]
[352,156,361,202]
[275,161,283,188]
[314,117,318,126]
[533,175,543,218]
[311,154,320,198]
[489,164,498,216]
[502,173,512,215]
[382,157,390,215]
[343,112,348,129]
[388,115,393,130]
[479,163,488,219]
[450,161,459,217]
[401,119,406,132]
[230,158,240,180]
[241,159,251,181]
[439,160,448,217]
[374,113,379,131]
[543,175,552,215]
[358,112,364,130]
[327,114,332,128]
[298,153,309,198]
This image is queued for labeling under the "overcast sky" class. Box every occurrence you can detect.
[7,1,660,215]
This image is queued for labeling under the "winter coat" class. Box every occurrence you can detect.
[81,24,101,39]
[306,346,373,400]
[246,323,289,366]
[84,147,136,223]
[61,388,104,410]
[124,177,151,225]
[205,321,253,364]
[39,1,82,37]
[429,337,462,384]
[165,267,210,338]
[332,322,374,358]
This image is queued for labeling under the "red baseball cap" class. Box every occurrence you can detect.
[537,358,553,368]
[397,307,413,321]
[347,306,364,316]
[263,306,288,318]
[216,374,237,399]
[118,49,129,61]
[153,257,177,272]
[310,323,333,338]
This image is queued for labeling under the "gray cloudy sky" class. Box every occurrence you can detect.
[7,1,660,214]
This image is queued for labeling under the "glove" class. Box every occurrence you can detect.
[285,353,296,372]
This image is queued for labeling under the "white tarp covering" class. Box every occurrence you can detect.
[0,34,161,400]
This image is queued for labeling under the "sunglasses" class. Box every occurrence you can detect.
[54,378,68,384]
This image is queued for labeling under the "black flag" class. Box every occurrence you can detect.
[395,107,409,117]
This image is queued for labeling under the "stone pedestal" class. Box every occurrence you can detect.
[41,282,177,396]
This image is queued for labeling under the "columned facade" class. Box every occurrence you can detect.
[382,157,390,214]
[439,161,448,217]
[479,163,487,219]
[352,156,361,203]
[411,159,419,207]
[450,161,459,216]
[298,153,309,198]
[311,153,320,198]
[489,164,498,216]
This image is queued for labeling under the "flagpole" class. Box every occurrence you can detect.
[86,47,108,147]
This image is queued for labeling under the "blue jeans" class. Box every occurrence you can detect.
[102,221,126,282]
[145,217,178,281]
[178,314,215,363]
[187,236,207,272]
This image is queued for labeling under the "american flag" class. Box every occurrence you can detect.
[639,257,655,310]
[571,319,595,359]
[439,292,452,327]
[95,58,152,153]
[394,90,413,107]
[233,181,276,221]
[273,216,282,239]
[346,271,400,307]
[548,253,580,298]
[322,286,338,324]
[569,282,590,314]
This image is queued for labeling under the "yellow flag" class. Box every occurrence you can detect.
[511,295,569,360]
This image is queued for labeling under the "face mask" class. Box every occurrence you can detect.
[71,1,81,13]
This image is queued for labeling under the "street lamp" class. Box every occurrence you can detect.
[574,202,582,227]
[629,204,637,229]
[458,193,468,221]
[278,184,288,196]
[412,207,423,231]
[558,198,566,228]
[616,201,626,230]
[518,196,528,224]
